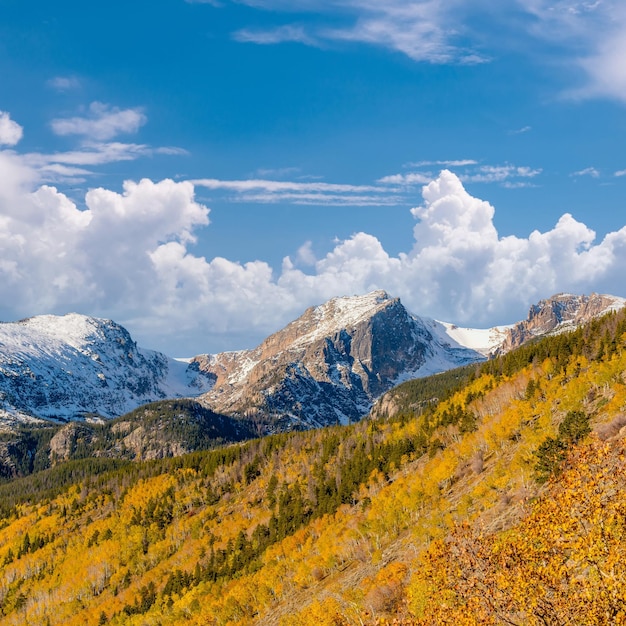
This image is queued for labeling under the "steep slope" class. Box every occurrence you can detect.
[193,291,485,429]
[1,293,623,431]
[0,314,215,427]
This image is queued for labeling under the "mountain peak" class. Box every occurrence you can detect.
[0,313,214,426]
[194,291,483,430]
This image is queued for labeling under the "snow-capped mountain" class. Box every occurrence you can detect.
[0,314,215,427]
[192,291,486,430]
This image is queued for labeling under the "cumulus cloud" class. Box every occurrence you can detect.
[0,112,24,146]
[172,169,626,349]
[0,160,210,327]
[296,241,317,266]
[4,128,626,355]
[51,102,147,140]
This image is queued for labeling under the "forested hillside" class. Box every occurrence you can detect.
[1,311,626,625]
[0,399,254,480]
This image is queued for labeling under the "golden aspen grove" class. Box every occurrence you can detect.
[1,311,626,625]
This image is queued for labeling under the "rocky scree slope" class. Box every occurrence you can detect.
[193,291,486,430]
[0,314,214,427]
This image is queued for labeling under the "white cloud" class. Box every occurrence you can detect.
[219,0,484,63]
[379,162,541,188]
[253,166,301,178]
[0,114,625,353]
[322,1,485,64]
[234,25,319,46]
[572,167,600,178]
[378,172,433,185]
[192,177,399,205]
[0,160,211,332]
[19,142,188,185]
[17,143,153,185]
[408,159,479,167]
[51,102,147,140]
[186,169,626,348]
[192,178,383,193]
[519,0,626,102]
[614,169,626,177]
[238,192,402,206]
[296,241,317,266]
[460,165,542,183]
[155,146,190,156]
[25,142,150,167]
[0,112,23,146]
[47,76,81,92]
[212,0,626,102]
[580,33,626,102]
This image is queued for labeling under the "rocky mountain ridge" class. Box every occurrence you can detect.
[0,292,623,431]
[193,291,626,431]
[497,292,626,353]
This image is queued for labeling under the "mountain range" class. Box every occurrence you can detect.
[0,291,623,431]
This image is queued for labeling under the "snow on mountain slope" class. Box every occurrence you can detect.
[193,291,486,430]
[0,313,215,427]
[193,291,626,432]
[430,320,512,357]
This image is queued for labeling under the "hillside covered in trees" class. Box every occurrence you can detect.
[1,311,626,624]
[0,399,255,480]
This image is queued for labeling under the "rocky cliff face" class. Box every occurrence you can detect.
[0,314,215,427]
[497,293,626,354]
[193,291,485,430]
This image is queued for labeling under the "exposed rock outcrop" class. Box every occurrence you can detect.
[194,291,484,430]
[497,293,626,354]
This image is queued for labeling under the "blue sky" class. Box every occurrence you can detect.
[2,0,626,355]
